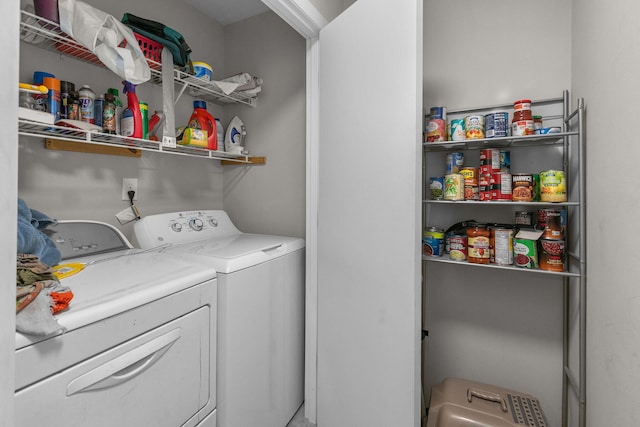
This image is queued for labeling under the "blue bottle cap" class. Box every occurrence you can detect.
[193,100,207,109]
[33,71,55,85]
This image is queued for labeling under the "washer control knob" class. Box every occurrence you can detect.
[208,218,218,227]
[189,218,204,231]
[170,222,183,232]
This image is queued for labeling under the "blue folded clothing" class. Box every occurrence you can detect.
[17,198,61,267]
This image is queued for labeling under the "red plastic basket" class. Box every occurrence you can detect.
[55,31,162,70]
[134,32,163,67]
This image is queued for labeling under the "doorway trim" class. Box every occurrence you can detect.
[260,0,327,423]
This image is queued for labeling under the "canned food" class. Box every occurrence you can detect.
[514,236,538,268]
[515,211,534,226]
[423,227,445,257]
[480,148,500,171]
[449,234,468,261]
[430,106,447,120]
[539,238,565,272]
[446,152,464,174]
[490,172,512,201]
[444,173,464,201]
[540,170,567,202]
[479,174,492,201]
[532,173,540,201]
[512,173,534,202]
[426,118,446,142]
[490,227,514,265]
[485,112,509,138]
[479,164,493,175]
[539,210,564,239]
[460,166,479,201]
[537,208,565,228]
[429,177,445,200]
[464,115,485,139]
[500,150,511,172]
[449,119,465,141]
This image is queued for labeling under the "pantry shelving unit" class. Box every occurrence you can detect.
[18,9,261,164]
[422,90,586,427]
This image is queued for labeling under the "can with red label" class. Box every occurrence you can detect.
[426,118,446,142]
[480,148,500,171]
[479,174,492,201]
[537,209,566,231]
[460,166,479,201]
[448,234,467,261]
[490,172,512,201]
[539,238,565,272]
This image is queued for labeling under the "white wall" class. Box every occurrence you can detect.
[422,1,572,425]
[572,0,640,425]
[222,12,307,238]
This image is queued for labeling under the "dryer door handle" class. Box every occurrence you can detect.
[66,328,182,396]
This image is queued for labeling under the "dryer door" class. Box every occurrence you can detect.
[16,306,211,427]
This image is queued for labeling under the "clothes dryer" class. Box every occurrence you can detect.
[134,210,305,427]
[15,220,218,427]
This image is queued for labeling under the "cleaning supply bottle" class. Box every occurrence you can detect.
[187,100,217,150]
[121,81,142,138]
[107,88,122,135]
[215,118,224,151]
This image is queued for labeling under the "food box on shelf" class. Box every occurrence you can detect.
[513,228,543,269]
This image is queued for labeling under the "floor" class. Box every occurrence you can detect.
[286,404,316,427]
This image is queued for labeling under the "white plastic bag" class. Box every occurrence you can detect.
[58,0,150,84]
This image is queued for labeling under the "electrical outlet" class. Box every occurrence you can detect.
[122,178,138,201]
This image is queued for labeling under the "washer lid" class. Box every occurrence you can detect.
[15,248,217,350]
[168,233,305,273]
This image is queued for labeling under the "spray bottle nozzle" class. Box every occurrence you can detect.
[122,80,136,94]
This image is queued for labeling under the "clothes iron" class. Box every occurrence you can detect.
[225,115,246,154]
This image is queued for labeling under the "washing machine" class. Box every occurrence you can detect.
[15,220,218,427]
[134,210,305,427]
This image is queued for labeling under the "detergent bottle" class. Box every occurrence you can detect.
[188,100,217,150]
[121,81,142,138]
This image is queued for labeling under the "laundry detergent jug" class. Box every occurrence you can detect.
[188,100,217,150]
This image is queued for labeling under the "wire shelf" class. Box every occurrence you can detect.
[19,9,257,107]
[19,119,255,163]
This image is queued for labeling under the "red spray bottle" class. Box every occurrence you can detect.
[121,81,142,138]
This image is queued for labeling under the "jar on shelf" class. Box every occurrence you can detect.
[533,115,543,130]
[512,99,535,136]
[467,223,490,264]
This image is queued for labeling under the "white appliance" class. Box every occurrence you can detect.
[134,210,305,427]
[15,220,218,427]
